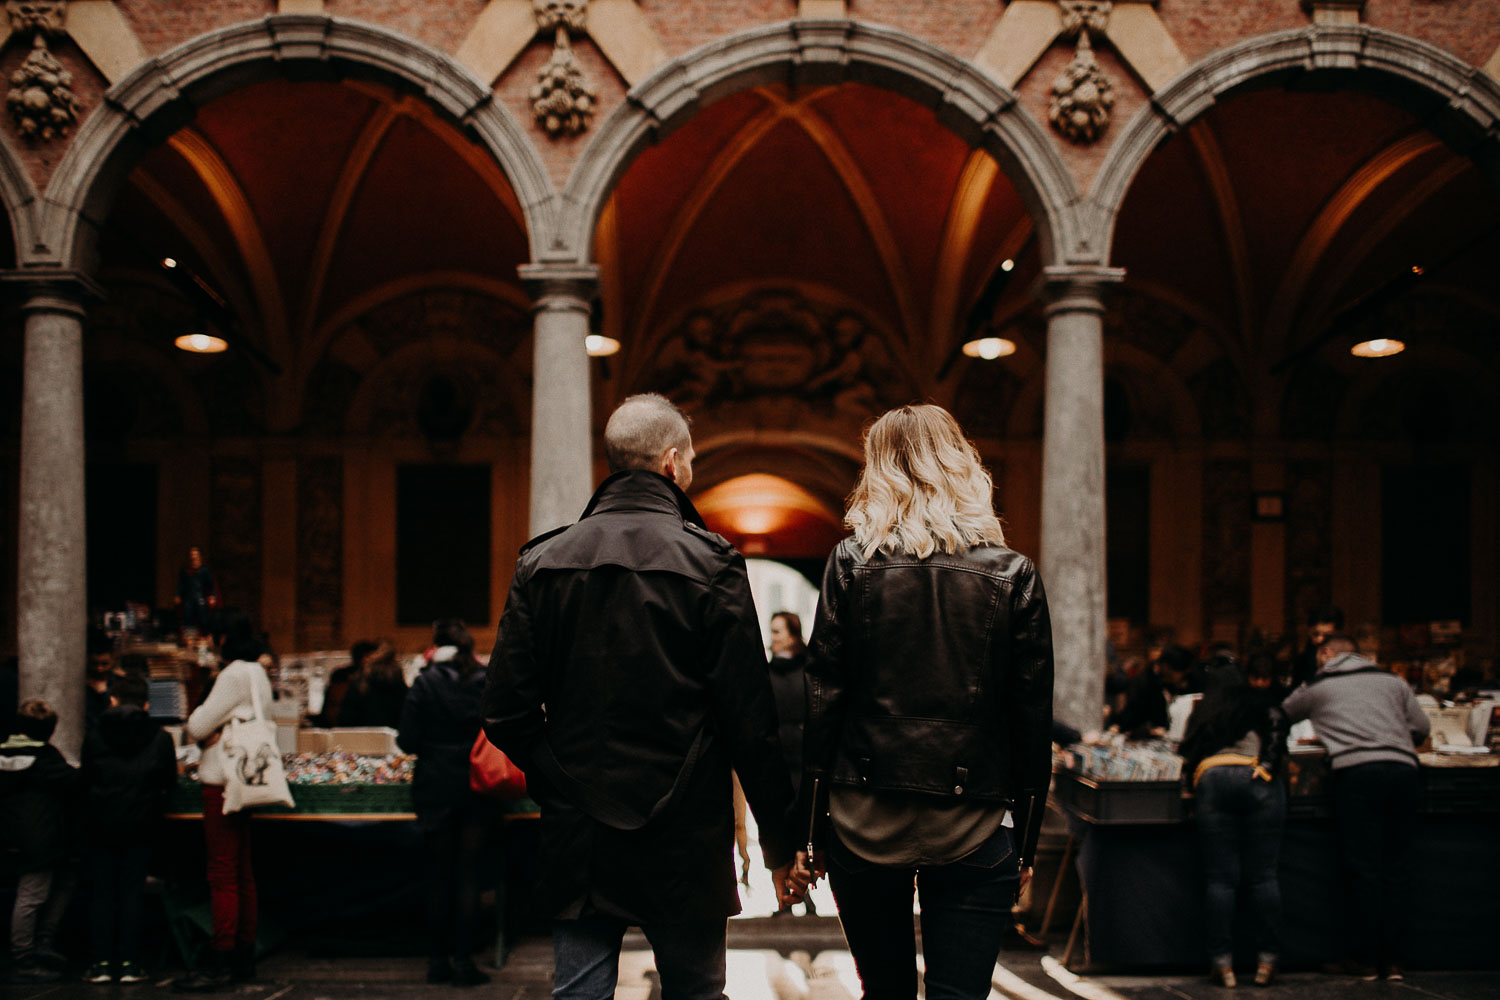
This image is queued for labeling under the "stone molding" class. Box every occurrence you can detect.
[557,18,1085,266]
[1082,24,1500,264]
[31,14,557,271]
[519,262,598,312]
[1,265,103,312]
[1037,263,1125,316]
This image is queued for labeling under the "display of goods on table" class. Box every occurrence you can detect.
[1054,740,1186,825]
[174,752,417,815]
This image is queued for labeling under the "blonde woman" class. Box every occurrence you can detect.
[799,404,1054,1000]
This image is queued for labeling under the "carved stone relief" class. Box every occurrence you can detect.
[641,291,914,432]
[5,1,81,142]
[1049,2,1115,144]
[531,0,596,136]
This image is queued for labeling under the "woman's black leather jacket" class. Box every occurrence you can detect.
[803,536,1055,866]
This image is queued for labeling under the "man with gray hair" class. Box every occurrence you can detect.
[485,393,800,998]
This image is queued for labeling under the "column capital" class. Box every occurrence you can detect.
[518,263,599,314]
[3,267,105,316]
[1036,264,1125,317]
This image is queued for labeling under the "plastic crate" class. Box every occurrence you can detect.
[1055,771,1185,825]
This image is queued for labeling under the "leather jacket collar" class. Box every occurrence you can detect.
[579,469,706,528]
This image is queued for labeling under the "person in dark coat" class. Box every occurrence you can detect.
[336,641,407,729]
[767,610,816,917]
[485,393,799,998]
[798,405,1054,1000]
[1107,643,1193,737]
[2,699,80,984]
[398,621,496,987]
[81,672,178,984]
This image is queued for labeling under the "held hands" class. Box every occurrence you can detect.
[1018,865,1034,899]
[772,851,823,909]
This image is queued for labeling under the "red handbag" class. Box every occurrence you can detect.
[469,731,527,801]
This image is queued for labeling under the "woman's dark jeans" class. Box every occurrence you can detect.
[827,826,1018,1000]
[424,816,489,963]
[88,843,152,964]
[1194,765,1285,968]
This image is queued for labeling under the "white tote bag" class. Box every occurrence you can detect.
[220,666,295,814]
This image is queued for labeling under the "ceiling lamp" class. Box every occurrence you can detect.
[962,336,1017,361]
[175,332,228,354]
[585,334,620,357]
[1350,338,1405,359]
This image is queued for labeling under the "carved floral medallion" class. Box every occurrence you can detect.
[1049,1,1116,145]
[5,0,80,142]
[531,0,596,136]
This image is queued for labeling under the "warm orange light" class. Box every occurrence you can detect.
[694,474,840,539]
[1350,338,1405,358]
[174,333,228,354]
[586,335,620,357]
[962,337,1016,360]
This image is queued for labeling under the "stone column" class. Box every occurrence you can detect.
[8,270,102,763]
[519,264,598,536]
[1038,265,1123,735]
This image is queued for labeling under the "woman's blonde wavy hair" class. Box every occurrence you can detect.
[846,404,1006,558]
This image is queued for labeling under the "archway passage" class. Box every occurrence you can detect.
[592,81,1045,541]
[82,74,537,649]
[694,473,844,561]
[1106,78,1500,651]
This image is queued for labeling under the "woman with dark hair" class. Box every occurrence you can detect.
[1179,663,1289,987]
[336,640,407,728]
[767,611,816,917]
[178,612,272,992]
[798,404,1055,999]
[398,620,495,987]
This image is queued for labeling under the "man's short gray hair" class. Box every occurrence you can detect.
[604,393,692,473]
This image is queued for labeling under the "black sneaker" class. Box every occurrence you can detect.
[84,961,114,984]
[118,961,149,984]
[426,958,453,984]
[450,959,491,987]
[10,960,63,985]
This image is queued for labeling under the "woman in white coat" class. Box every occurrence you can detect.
[176,613,274,992]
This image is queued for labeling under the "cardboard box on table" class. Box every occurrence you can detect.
[295,727,400,755]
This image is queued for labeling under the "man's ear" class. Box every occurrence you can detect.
[660,447,679,481]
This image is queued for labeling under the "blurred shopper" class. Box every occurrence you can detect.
[175,546,222,636]
[1179,665,1289,987]
[1291,606,1343,690]
[398,620,495,987]
[485,393,798,999]
[800,404,1054,1000]
[177,613,274,992]
[1281,634,1429,981]
[85,629,118,734]
[767,611,816,917]
[336,640,406,729]
[81,673,177,984]
[2,699,79,985]
[316,639,378,727]
[1107,643,1193,738]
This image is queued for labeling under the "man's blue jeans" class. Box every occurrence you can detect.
[1194,764,1285,969]
[552,912,727,1000]
[827,826,1018,1000]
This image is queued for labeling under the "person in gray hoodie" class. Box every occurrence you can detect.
[1280,634,1429,982]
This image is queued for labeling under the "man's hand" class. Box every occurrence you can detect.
[1018,866,1034,899]
[793,849,826,887]
[773,859,811,909]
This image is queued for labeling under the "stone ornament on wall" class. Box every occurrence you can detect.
[5,0,81,142]
[645,290,914,429]
[531,0,597,137]
[1049,1,1115,145]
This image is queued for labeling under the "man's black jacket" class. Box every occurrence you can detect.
[804,537,1055,867]
[484,470,795,923]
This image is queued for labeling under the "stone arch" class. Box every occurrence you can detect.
[557,19,1084,267]
[0,129,41,263]
[1085,24,1500,260]
[35,15,554,271]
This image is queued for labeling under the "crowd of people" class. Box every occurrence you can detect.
[0,395,1444,999]
[1100,611,1432,986]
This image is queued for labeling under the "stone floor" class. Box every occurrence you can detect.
[8,918,1499,1000]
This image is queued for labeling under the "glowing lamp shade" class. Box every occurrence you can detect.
[962,337,1017,361]
[585,334,621,357]
[1350,338,1405,358]
[174,333,228,354]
